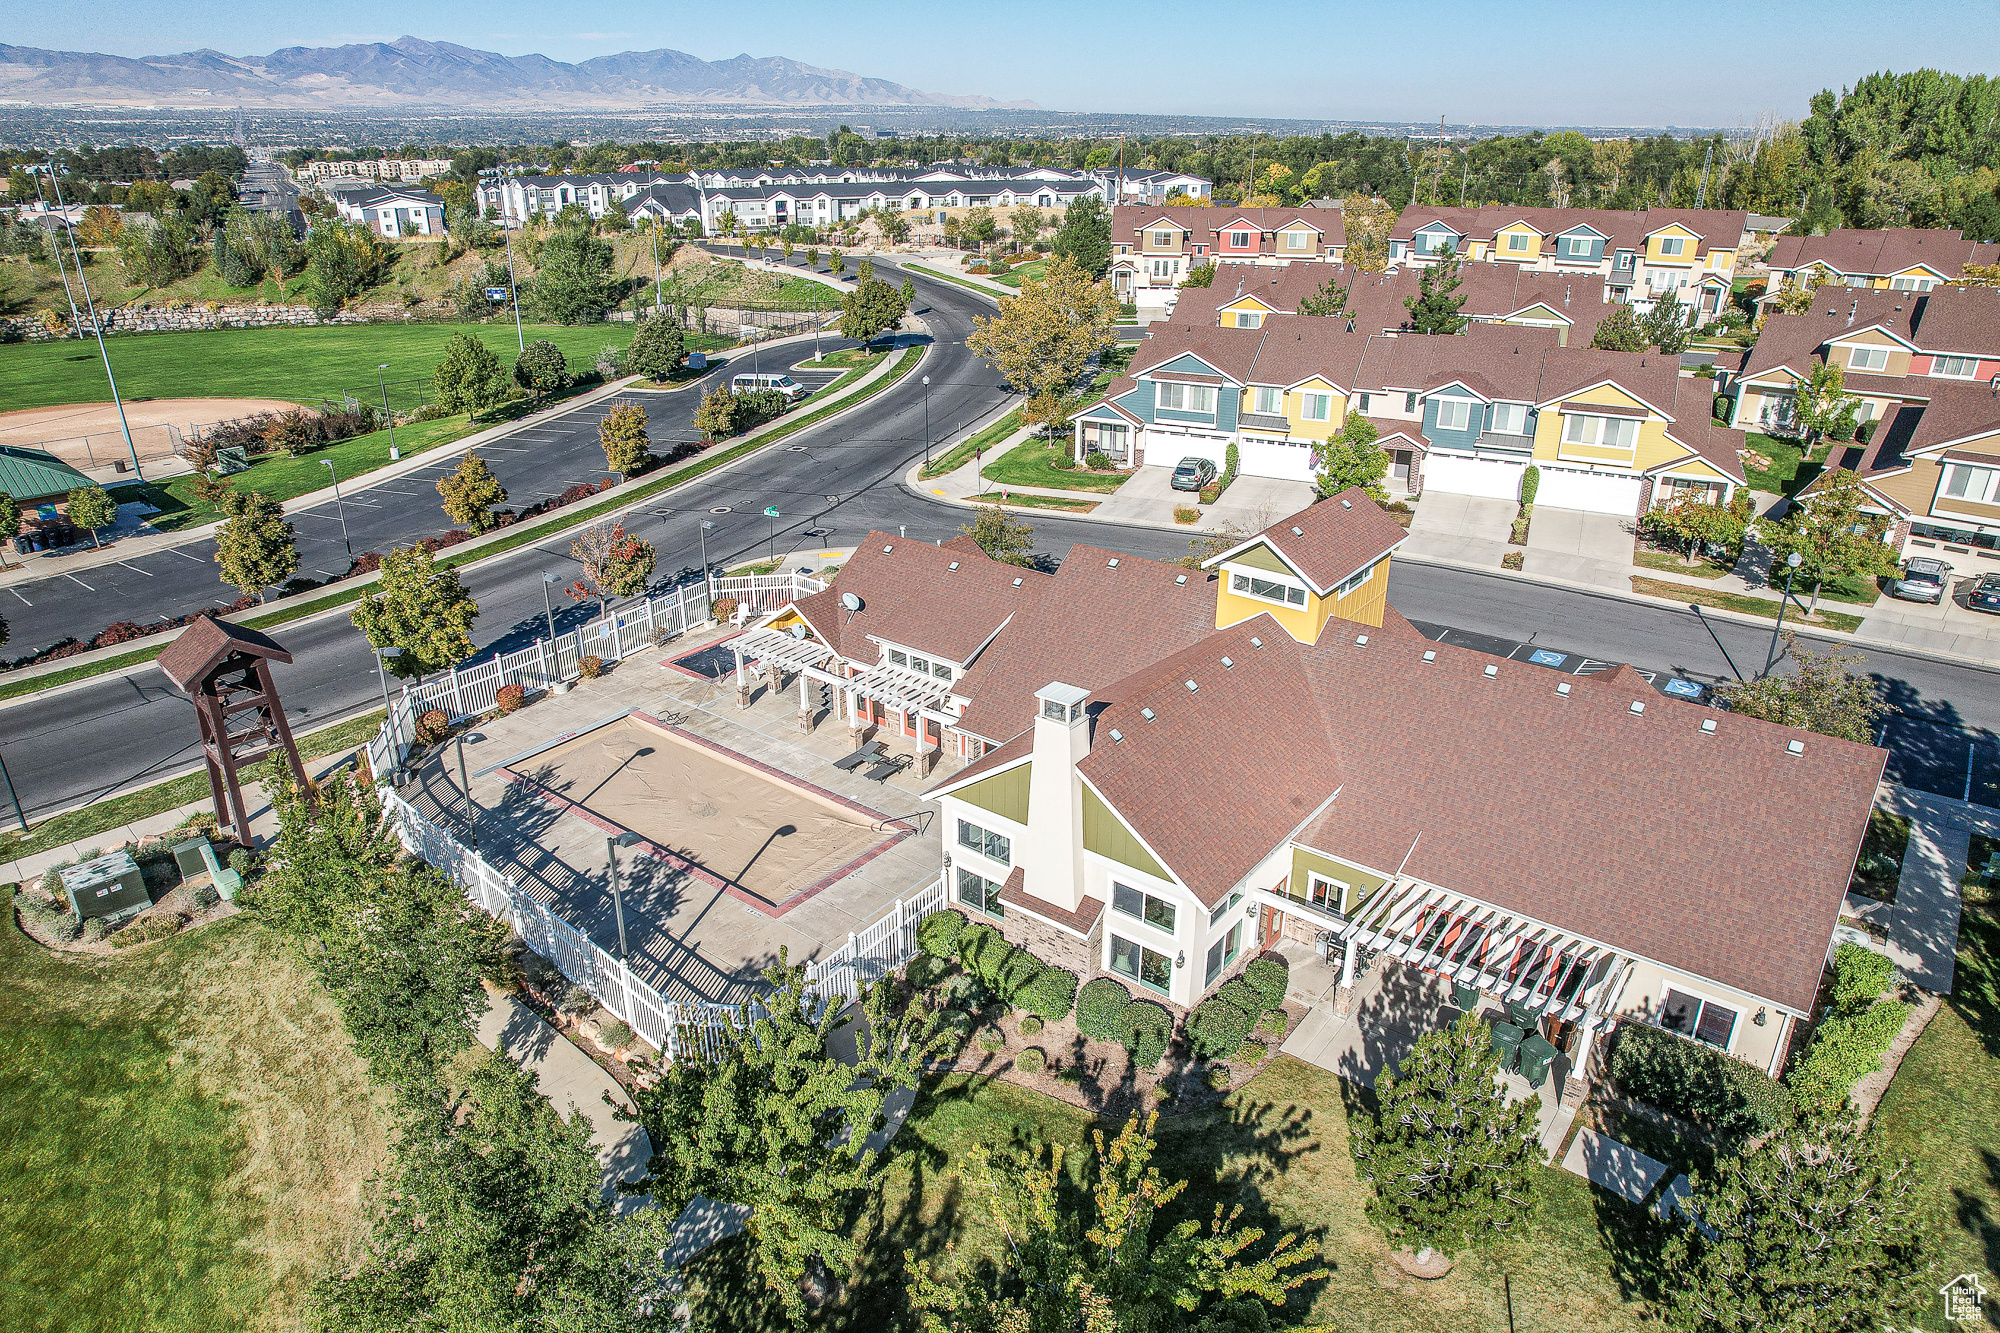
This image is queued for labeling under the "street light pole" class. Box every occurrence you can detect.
[922,374,933,469]
[320,460,353,560]
[501,221,526,353]
[376,364,399,461]
[1763,550,1805,677]
[606,830,641,959]
[373,646,404,781]
[541,571,563,642]
[699,519,716,598]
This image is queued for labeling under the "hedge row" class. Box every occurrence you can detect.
[912,908,1078,1021]
[1608,1021,1796,1140]
[1186,958,1289,1062]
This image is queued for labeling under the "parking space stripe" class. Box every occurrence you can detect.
[10,589,29,606]
[65,574,94,592]
[168,547,207,561]
[117,561,154,577]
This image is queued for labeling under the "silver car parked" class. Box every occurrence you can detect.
[1889,556,1951,604]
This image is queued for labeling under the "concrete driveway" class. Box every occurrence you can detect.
[1857,568,2000,661]
[1524,507,1636,583]
[1092,465,1313,533]
[1401,493,1516,566]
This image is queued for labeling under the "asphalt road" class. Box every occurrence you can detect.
[3,257,1996,823]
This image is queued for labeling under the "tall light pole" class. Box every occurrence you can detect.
[376,364,399,461]
[921,374,933,469]
[541,571,564,642]
[501,220,526,353]
[373,645,404,781]
[606,830,641,959]
[1763,549,1806,677]
[699,519,716,597]
[41,167,144,481]
[454,731,482,848]
[319,459,352,560]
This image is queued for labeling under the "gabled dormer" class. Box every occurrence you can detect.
[1826,324,1920,378]
[1493,220,1545,262]
[1411,221,1462,259]
[1200,492,1406,642]
[1552,225,1608,265]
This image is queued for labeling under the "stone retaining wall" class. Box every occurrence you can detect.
[1,300,462,343]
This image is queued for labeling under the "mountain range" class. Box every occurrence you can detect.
[0,37,1037,110]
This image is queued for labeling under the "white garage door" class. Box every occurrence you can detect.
[1535,467,1645,516]
[1237,435,1314,482]
[1424,452,1527,501]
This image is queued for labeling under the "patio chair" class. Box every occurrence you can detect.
[832,741,886,772]
[1490,1021,1524,1073]
[862,753,912,782]
[1452,982,1482,1013]
[1516,1033,1559,1088]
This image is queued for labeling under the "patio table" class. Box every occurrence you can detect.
[1516,1033,1559,1087]
[1490,1020,1524,1072]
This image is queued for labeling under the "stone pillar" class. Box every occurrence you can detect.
[847,689,867,751]
[1333,935,1357,1017]
[734,646,752,709]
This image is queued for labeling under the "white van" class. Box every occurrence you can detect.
[731,372,808,402]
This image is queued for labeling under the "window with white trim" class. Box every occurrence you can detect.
[1253,386,1283,415]
[1208,890,1245,926]
[1656,235,1688,256]
[1113,882,1177,934]
[1489,402,1529,434]
[1110,934,1172,994]
[1231,571,1308,606]
[957,818,1011,866]
[1403,391,1418,413]
[1933,354,1979,379]
[1433,399,1473,432]
[1846,345,1890,373]
[1152,230,1173,246]
[1562,235,1595,256]
[1660,988,1737,1049]
[1944,463,2000,505]
[1505,232,1533,252]
[1306,872,1346,913]
[1148,258,1174,279]
[1301,392,1332,422]
[1356,392,1372,414]
[1283,230,1311,250]
[1205,920,1244,984]
[1334,561,1377,597]
[956,867,1004,918]
[1562,413,1639,450]
[1157,383,1217,413]
[1229,230,1252,247]
[1235,311,1263,328]
[1891,275,1937,291]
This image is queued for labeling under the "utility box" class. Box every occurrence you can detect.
[60,850,151,923]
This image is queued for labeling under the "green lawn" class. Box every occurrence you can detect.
[1628,575,1866,633]
[0,896,388,1333]
[790,346,877,370]
[990,259,1048,289]
[1739,432,1819,496]
[0,322,626,414]
[978,493,1099,513]
[683,1058,1652,1332]
[1633,548,1733,580]
[981,441,1132,493]
[920,408,1024,480]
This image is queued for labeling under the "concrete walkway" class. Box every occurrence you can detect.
[1875,784,2000,993]
[475,989,655,1215]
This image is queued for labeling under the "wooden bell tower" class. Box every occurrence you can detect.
[156,616,308,843]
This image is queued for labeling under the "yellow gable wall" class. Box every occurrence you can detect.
[1495,223,1544,259]
[1284,377,1346,440]
[1140,226,1186,252]
[1646,224,1701,261]
[1215,554,1391,641]
[1707,247,1737,273]
[1533,383,1679,471]
[1660,455,1732,482]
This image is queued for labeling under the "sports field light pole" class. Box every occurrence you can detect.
[606,830,641,960]
[502,221,526,354]
[376,364,400,461]
[319,459,353,560]
[1763,549,1806,677]
[43,167,144,481]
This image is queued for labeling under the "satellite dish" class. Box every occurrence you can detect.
[840,592,863,612]
[789,624,809,640]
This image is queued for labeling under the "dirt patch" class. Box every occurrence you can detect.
[0,397,303,468]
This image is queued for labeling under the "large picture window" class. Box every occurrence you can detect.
[1944,463,2000,505]
[1656,236,1687,256]
[1113,882,1177,934]
[1563,413,1639,450]
[1933,355,1979,378]
[1158,383,1217,414]
[1110,934,1173,994]
[1433,399,1473,432]
[1847,345,1890,373]
[956,819,1011,866]
[1205,921,1244,984]
[1660,988,1737,1050]
[1489,402,1529,434]
[1231,572,1307,607]
[956,867,1004,919]
[1253,386,1283,415]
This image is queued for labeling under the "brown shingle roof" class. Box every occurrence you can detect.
[791,532,1043,665]
[1766,227,2000,280]
[1391,205,1749,258]
[1170,261,1613,344]
[156,614,294,690]
[1227,489,1407,590]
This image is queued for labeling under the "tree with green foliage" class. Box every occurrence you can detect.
[1657,1115,1927,1333]
[1791,360,1860,450]
[908,1113,1328,1333]
[567,521,657,614]
[0,493,18,569]
[1641,491,1745,565]
[624,310,688,381]
[1010,203,1045,243]
[1591,302,1650,352]
[1311,410,1390,501]
[527,226,614,324]
[627,953,947,1328]
[64,485,117,549]
[966,253,1119,404]
[303,220,389,317]
[838,271,908,346]
[597,402,654,477]
[349,544,479,680]
[430,331,507,419]
[185,170,236,228]
[1297,271,1352,318]
[117,212,202,286]
[1349,1011,1542,1260]
[961,504,1036,567]
[960,206,998,249]
[1760,469,1898,615]
[213,490,298,602]
[1711,633,1885,744]
[828,248,846,278]
[1644,286,1696,354]
[513,339,571,398]
[434,450,508,532]
[1403,246,1469,335]
[693,383,742,441]
[1051,193,1113,278]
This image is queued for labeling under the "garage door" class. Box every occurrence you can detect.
[1424,452,1527,501]
[1535,467,1645,516]
[1237,435,1314,482]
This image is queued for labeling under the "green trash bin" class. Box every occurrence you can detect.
[1490,1020,1524,1073]
[1517,1033,1558,1087]
[1452,982,1481,1013]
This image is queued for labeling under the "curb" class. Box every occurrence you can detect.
[0,337,932,709]
[904,456,1259,538]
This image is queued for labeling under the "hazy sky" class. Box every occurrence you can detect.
[17,0,2000,128]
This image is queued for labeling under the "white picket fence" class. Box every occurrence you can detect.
[361,570,947,1060]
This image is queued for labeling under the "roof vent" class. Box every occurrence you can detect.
[1012,577,1023,587]
[1290,526,1304,536]
[1250,636,1263,648]
[1483,664,1499,678]
[1221,656,1234,668]
[1629,700,1646,715]
[947,561,959,571]
[1422,649,1437,663]
[1556,681,1571,696]
[1140,707,1156,721]
[1787,738,1806,756]
[1185,679,1199,693]
[1109,728,1124,743]
[1701,719,1717,734]
[1340,498,1352,508]
[1107,558,1120,567]
[1175,574,1188,585]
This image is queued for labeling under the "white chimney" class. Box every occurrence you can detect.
[1023,682,1091,910]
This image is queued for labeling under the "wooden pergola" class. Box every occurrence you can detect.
[157,617,308,843]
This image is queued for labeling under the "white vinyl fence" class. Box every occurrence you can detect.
[362,571,946,1060]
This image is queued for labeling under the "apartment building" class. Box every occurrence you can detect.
[1763,227,2000,300]
[295,158,452,184]
[1110,205,1347,314]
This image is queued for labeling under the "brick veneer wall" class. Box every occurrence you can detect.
[993,907,1102,985]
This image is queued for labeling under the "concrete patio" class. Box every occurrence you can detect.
[395,620,954,1004]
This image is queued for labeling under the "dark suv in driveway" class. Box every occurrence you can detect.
[1889,557,1951,604]
[1970,573,2000,616]
[1170,456,1218,492]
